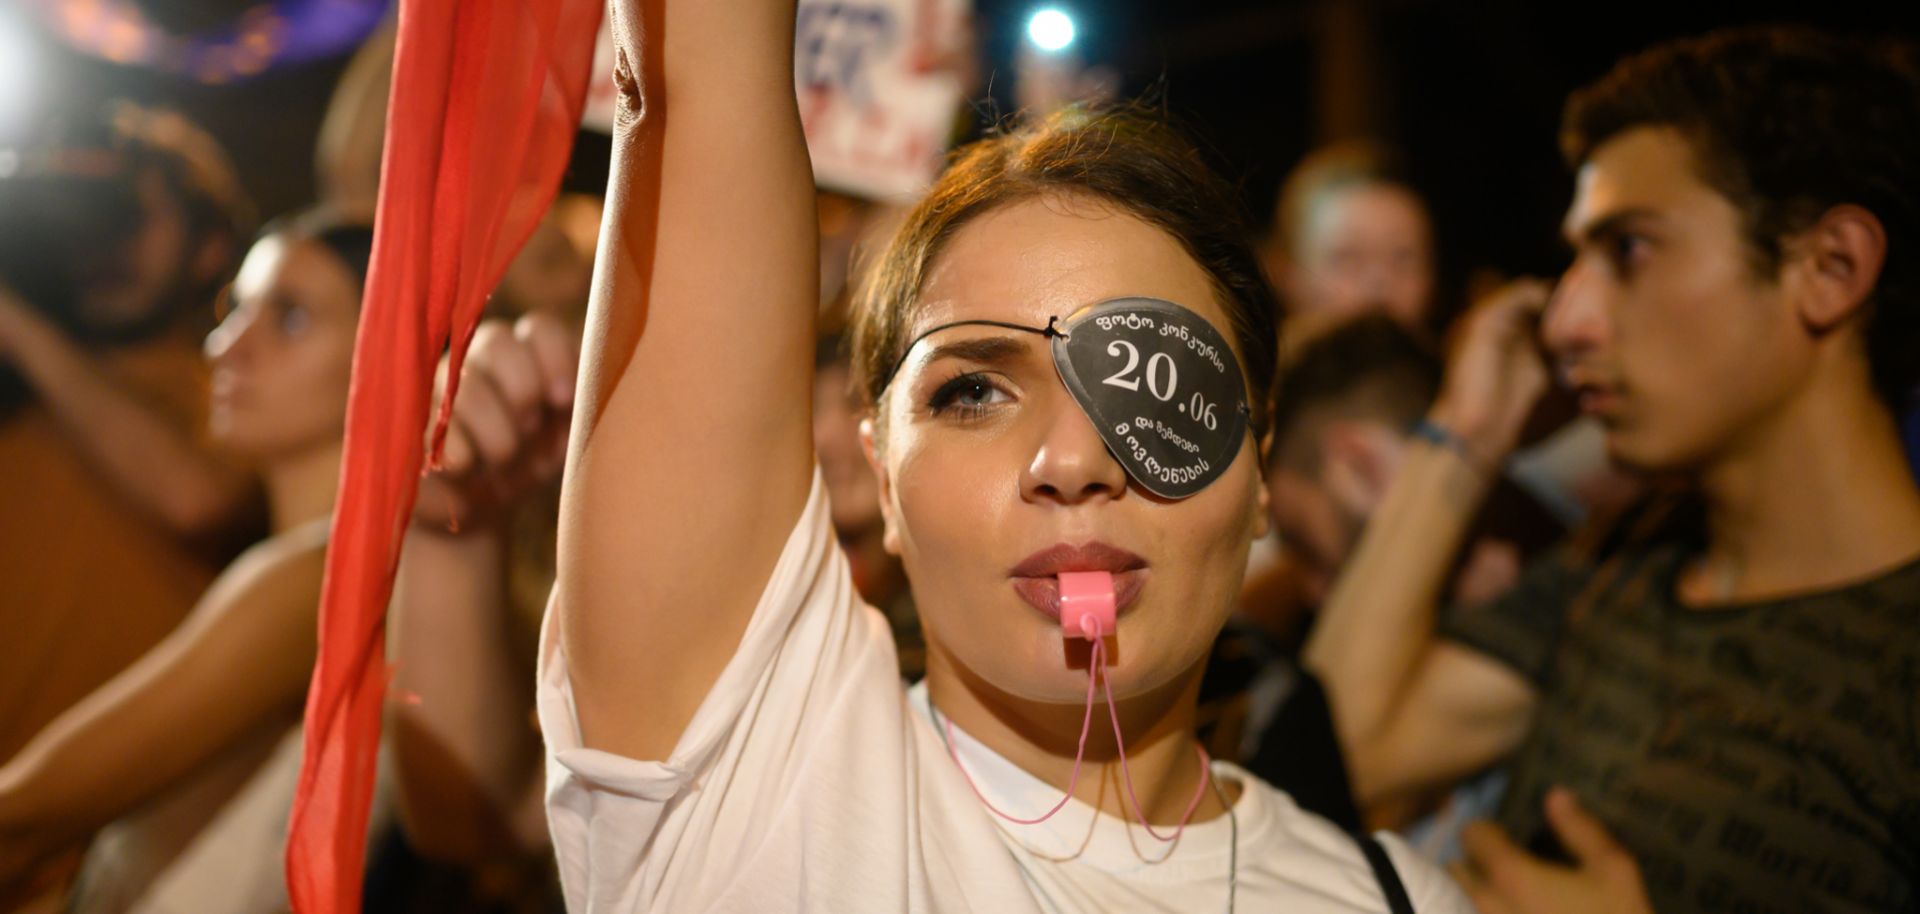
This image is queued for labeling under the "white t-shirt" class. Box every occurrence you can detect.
[538,472,1472,913]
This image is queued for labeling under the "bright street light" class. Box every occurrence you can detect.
[1026,8,1076,53]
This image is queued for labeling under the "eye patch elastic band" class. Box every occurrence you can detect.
[879,316,1068,390]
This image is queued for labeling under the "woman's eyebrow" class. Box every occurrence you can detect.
[881,319,1058,393]
[917,334,1036,369]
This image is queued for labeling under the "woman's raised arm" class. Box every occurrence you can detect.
[556,0,818,760]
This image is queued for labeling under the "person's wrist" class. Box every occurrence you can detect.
[1417,403,1506,477]
[409,515,510,541]
[408,480,500,536]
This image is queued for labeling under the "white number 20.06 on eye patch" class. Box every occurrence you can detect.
[1052,298,1250,499]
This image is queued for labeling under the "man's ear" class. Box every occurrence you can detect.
[1793,204,1887,333]
[1319,419,1410,517]
[858,416,902,556]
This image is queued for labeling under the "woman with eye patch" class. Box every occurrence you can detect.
[0,210,374,911]
[537,0,1472,911]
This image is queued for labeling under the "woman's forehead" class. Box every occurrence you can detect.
[908,196,1232,341]
[236,236,359,312]
[233,234,291,297]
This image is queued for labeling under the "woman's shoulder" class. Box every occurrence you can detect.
[1225,764,1473,913]
[198,521,330,616]
[1226,763,1363,858]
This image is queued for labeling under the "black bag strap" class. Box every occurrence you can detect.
[1354,832,1416,914]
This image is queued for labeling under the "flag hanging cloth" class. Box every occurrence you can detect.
[284,1,602,910]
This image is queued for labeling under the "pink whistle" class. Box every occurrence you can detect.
[1058,571,1116,641]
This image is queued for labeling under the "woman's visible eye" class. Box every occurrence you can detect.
[927,371,1011,419]
[276,302,311,337]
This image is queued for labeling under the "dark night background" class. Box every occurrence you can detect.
[12,0,1920,321]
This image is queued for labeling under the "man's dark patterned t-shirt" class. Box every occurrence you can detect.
[1441,504,1920,914]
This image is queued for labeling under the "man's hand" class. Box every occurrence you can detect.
[1453,788,1655,914]
[1430,279,1554,467]
[414,313,579,531]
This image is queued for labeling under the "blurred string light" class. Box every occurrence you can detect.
[34,0,389,85]
[1025,7,1075,53]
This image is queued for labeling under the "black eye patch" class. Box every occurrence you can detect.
[1050,298,1249,499]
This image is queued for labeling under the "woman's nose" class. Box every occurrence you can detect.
[204,304,262,365]
[1019,396,1129,505]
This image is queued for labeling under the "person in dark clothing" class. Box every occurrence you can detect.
[1232,314,1565,848]
[1305,26,1920,914]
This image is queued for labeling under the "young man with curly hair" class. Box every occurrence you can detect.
[1307,26,1920,914]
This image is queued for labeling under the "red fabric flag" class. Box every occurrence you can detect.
[284,1,602,910]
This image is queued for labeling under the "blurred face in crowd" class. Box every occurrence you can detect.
[1286,183,1434,329]
[1265,465,1355,605]
[866,195,1269,705]
[74,170,205,335]
[1545,126,1811,473]
[1264,423,1522,608]
[1263,418,1405,604]
[203,233,361,461]
[815,359,884,536]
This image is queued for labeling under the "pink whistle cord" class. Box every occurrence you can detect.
[942,639,1213,842]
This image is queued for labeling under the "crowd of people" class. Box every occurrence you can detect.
[0,5,1916,913]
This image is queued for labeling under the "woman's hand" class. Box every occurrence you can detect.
[1430,279,1555,466]
[415,313,579,532]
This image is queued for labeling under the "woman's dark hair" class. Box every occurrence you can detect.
[850,106,1281,439]
[1562,25,1920,408]
[260,207,377,292]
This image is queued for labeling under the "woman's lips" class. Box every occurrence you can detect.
[1007,542,1150,624]
[1010,542,1147,577]
[1011,569,1148,623]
